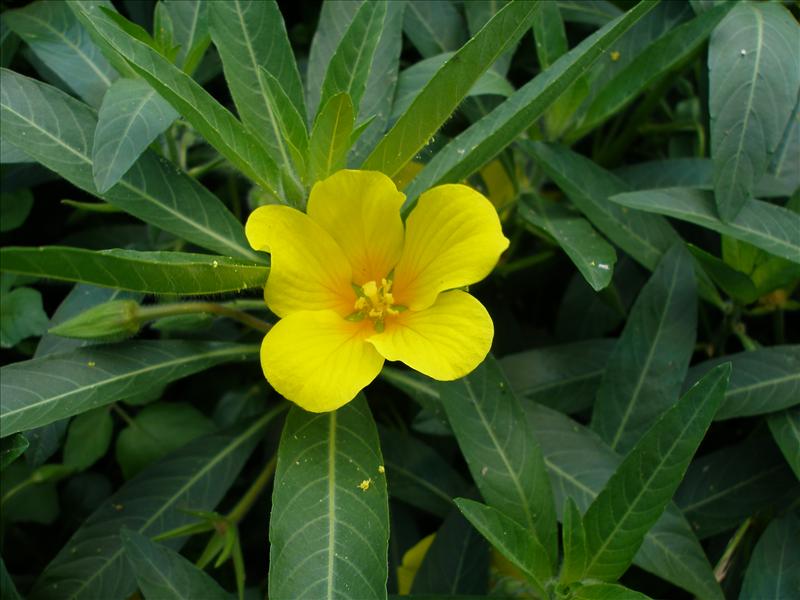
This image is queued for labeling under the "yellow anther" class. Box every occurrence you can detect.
[358,478,372,491]
[350,278,400,331]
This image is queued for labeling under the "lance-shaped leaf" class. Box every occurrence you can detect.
[403,0,659,204]
[525,402,723,600]
[437,356,558,569]
[3,0,116,106]
[572,584,652,600]
[709,2,800,221]
[524,142,678,270]
[0,247,267,296]
[258,67,309,182]
[209,0,305,177]
[121,529,230,600]
[0,341,259,436]
[159,0,209,73]
[739,514,800,600]
[403,0,466,58]
[532,0,567,70]
[591,244,697,453]
[610,188,800,265]
[29,409,283,600]
[518,193,617,291]
[378,426,469,518]
[362,0,542,178]
[455,499,550,597]
[309,93,354,183]
[269,398,389,600]
[767,407,800,480]
[674,432,799,540]
[686,346,800,420]
[1,558,22,600]
[576,3,731,136]
[92,79,177,193]
[0,434,28,470]
[0,69,258,262]
[581,364,731,582]
[69,0,281,197]
[318,1,386,121]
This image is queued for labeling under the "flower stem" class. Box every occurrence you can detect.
[137,302,272,333]
[227,454,278,525]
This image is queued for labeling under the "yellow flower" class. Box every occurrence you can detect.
[245,169,509,412]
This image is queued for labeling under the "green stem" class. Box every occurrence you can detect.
[138,302,272,333]
[188,156,226,178]
[165,125,181,167]
[227,455,278,525]
[0,478,34,506]
[496,250,555,277]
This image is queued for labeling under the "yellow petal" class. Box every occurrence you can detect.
[245,205,354,317]
[397,533,436,595]
[260,310,384,412]
[392,184,509,310]
[367,290,493,380]
[307,170,406,285]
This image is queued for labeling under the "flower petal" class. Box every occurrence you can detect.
[245,205,354,317]
[367,290,493,380]
[261,310,384,412]
[392,184,509,310]
[307,170,406,285]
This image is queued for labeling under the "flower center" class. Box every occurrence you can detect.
[348,278,406,332]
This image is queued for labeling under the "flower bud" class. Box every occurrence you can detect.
[49,300,141,341]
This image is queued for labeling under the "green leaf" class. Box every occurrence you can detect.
[403,1,659,204]
[687,244,760,304]
[570,583,652,600]
[3,0,116,106]
[0,434,29,470]
[116,403,215,479]
[767,406,800,480]
[500,339,614,414]
[464,0,514,75]
[576,3,731,136]
[121,528,230,600]
[309,93,354,183]
[410,509,488,595]
[674,432,799,540]
[0,286,49,348]
[0,341,258,436]
[709,2,800,221]
[0,188,33,231]
[686,346,800,420]
[437,356,557,570]
[615,157,793,198]
[581,364,731,582]
[362,0,542,178]
[527,401,723,599]
[63,407,113,471]
[349,1,405,164]
[30,409,282,600]
[257,67,309,182]
[378,426,468,518]
[209,0,305,180]
[0,69,258,261]
[739,514,800,600]
[69,0,282,198]
[610,188,800,265]
[558,0,622,26]
[560,497,587,584]
[532,0,567,70]
[591,244,697,453]
[403,0,466,58]
[454,499,550,597]
[518,193,617,291]
[524,142,678,270]
[160,0,209,72]
[390,52,514,123]
[0,247,268,295]
[269,397,389,600]
[92,78,177,193]
[318,0,386,121]
[0,461,59,525]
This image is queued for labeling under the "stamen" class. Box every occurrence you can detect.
[349,277,399,331]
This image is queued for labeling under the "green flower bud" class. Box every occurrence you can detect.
[49,300,141,341]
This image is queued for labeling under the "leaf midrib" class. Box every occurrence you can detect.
[0,98,255,261]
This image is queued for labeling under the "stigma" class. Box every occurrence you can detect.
[349,277,406,332]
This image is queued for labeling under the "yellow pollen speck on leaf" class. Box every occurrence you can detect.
[358,478,372,491]
[378,465,385,474]
[87,361,96,367]
[610,50,621,61]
